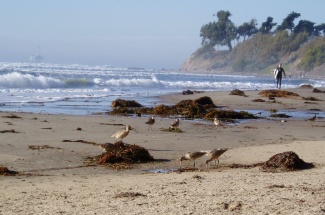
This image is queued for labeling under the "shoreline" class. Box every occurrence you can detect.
[1,88,325,214]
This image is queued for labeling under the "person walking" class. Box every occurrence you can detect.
[274,63,286,89]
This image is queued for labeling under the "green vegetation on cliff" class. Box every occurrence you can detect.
[183,10,325,76]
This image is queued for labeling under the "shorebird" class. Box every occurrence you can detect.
[111,125,134,142]
[214,117,222,127]
[98,142,117,152]
[179,151,207,169]
[170,118,180,129]
[145,116,155,130]
[202,148,228,170]
[308,113,317,122]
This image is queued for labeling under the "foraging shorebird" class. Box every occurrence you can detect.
[145,116,155,130]
[308,113,317,122]
[111,125,134,142]
[179,151,207,169]
[170,118,180,129]
[98,142,117,152]
[202,148,228,170]
[214,117,222,126]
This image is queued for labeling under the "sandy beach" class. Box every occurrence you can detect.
[1,88,325,214]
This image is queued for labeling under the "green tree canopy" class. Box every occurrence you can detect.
[314,23,325,36]
[237,19,258,40]
[259,17,277,34]
[200,10,236,51]
[293,20,315,36]
[276,11,301,32]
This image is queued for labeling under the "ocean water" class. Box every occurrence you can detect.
[0,62,324,115]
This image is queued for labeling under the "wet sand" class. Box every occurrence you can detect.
[1,88,325,214]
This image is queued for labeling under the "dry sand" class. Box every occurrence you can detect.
[1,88,325,214]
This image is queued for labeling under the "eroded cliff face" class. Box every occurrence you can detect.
[180,49,230,72]
[180,49,325,78]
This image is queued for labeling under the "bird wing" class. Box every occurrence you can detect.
[111,130,123,138]
[200,150,213,154]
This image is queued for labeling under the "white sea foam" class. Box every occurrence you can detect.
[0,62,324,115]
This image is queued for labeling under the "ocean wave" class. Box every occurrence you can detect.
[0,72,95,89]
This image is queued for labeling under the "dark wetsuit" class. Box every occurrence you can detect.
[276,67,286,89]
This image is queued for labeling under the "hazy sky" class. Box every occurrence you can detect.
[0,1,324,69]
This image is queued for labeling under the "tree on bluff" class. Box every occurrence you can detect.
[259,16,277,34]
[237,19,258,41]
[276,11,301,32]
[200,10,236,51]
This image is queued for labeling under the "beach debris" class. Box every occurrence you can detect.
[160,127,183,133]
[28,145,61,150]
[62,139,97,145]
[0,129,19,133]
[229,89,247,97]
[269,109,277,113]
[252,98,265,102]
[183,89,193,95]
[111,99,143,108]
[299,84,313,89]
[229,202,242,211]
[150,104,171,115]
[108,96,216,118]
[205,110,257,120]
[1,114,22,119]
[76,127,82,131]
[114,192,147,198]
[98,142,118,152]
[313,88,325,93]
[303,96,321,101]
[242,125,258,129]
[193,96,216,108]
[192,174,203,180]
[228,163,263,169]
[260,151,314,172]
[0,166,19,176]
[182,89,204,95]
[87,141,154,169]
[259,90,300,98]
[107,96,259,122]
[267,184,287,189]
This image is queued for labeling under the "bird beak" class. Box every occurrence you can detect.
[131,127,138,133]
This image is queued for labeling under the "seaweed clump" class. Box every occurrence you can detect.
[313,88,325,93]
[160,127,183,133]
[260,151,313,172]
[259,90,300,98]
[205,109,257,120]
[0,166,19,176]
[109,97,216,118]
[111,99,143,108]
[108,97,258,121]
[230,89,247,97]
[303,96,321,101]
[88,141,154,169]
